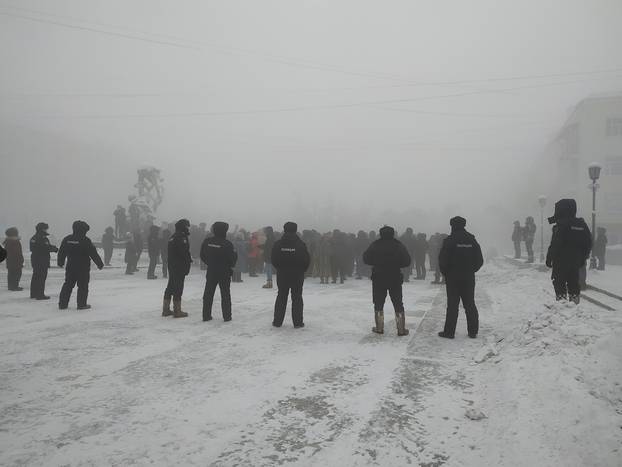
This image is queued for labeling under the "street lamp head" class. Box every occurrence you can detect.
[588,162,602,181]
[538,195,547,208]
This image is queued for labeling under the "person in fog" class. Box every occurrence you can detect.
[593,227,607,271]
[102,227,114,266]
[162,219,192,318]
[159,228,170,279]
[545,199,592,304]
[524,216,536,263]
[58,221,104,310]
[198,223,208,270]
[318,232,332,284]
[232,232,247,283]
[261,226,275,289]
[271,222,310,328]
[330,229,347,284]
[200,222,237,322]
[354,230,369,279]
[363,225,411,336]
[248,232,260,277]
[113,205,127,238]
[414,233,428,280]
[124,233,138,275]
[4,227,24,291]
[512,220,522,258]
[438,216,484,339]
[428,232,442,284]
[399,228,416,282]
[29,222,58,300]
[147,225,160,279]
[133,230,143,271]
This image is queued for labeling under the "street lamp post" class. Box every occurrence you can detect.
[588,163,602,270]
[538,195,546,262]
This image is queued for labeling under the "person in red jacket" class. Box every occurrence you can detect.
[4,227,24,291]
[247,232,261,277]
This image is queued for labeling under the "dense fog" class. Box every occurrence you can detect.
[2,0,621,250]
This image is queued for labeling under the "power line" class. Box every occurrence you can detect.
[18,76,621,119]
[2,4,622,89]
[0,10,198,50]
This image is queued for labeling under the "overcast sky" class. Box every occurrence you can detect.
[1,0,621,245]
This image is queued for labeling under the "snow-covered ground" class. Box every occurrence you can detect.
[1,254,621,466]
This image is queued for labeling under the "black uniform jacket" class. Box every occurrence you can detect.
[271,233,310,274]
[363,238,411,280]
[438,229,483,279]
[167,232,192,275]
[58,234,103,271]
[200,236,238,276]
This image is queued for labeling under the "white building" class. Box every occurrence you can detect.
[536,94,622,244]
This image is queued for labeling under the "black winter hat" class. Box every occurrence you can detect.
[212,221,229,238]
[5,227,18,237]
[283,222,298,233]
[36,222,49,234]
[379,226,395,239]
[105,226,114,233]
[450,216,467,230]
[549,199,577,224]
[175,219,190,233]
[72,220,90,235]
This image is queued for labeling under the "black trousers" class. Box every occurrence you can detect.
[103,247,113,266]
[273,273,305,326]
[147,254,158,278]
[525,240,534,261]
[30,265,48,298]
[7,267,22,290]
[596,254,605,270]
[161,258,168,278]
[164,273,185,300]
[372,277,404,313]
[59,269,90,308]
[415,256,426,279]
[125,258,137,275]
[552,267,580,299]
[443,276,478,336]
[203,273,232,320]
[330,258,345,283]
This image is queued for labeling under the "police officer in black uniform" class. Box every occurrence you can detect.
[363,225,411,336]
[57,220,104,310]
[271,222,310,328]
[545,199,592,304]
[438,216,484,339]
[29,222,59,300]
[162,219,192,318]
[200,222,237,322]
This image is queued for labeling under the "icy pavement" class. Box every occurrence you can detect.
[1,258,621,466]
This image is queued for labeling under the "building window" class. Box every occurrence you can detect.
[605,156,622,175]
[606,118,622,136]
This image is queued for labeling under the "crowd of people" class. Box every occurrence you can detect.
[1,197,596,339]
